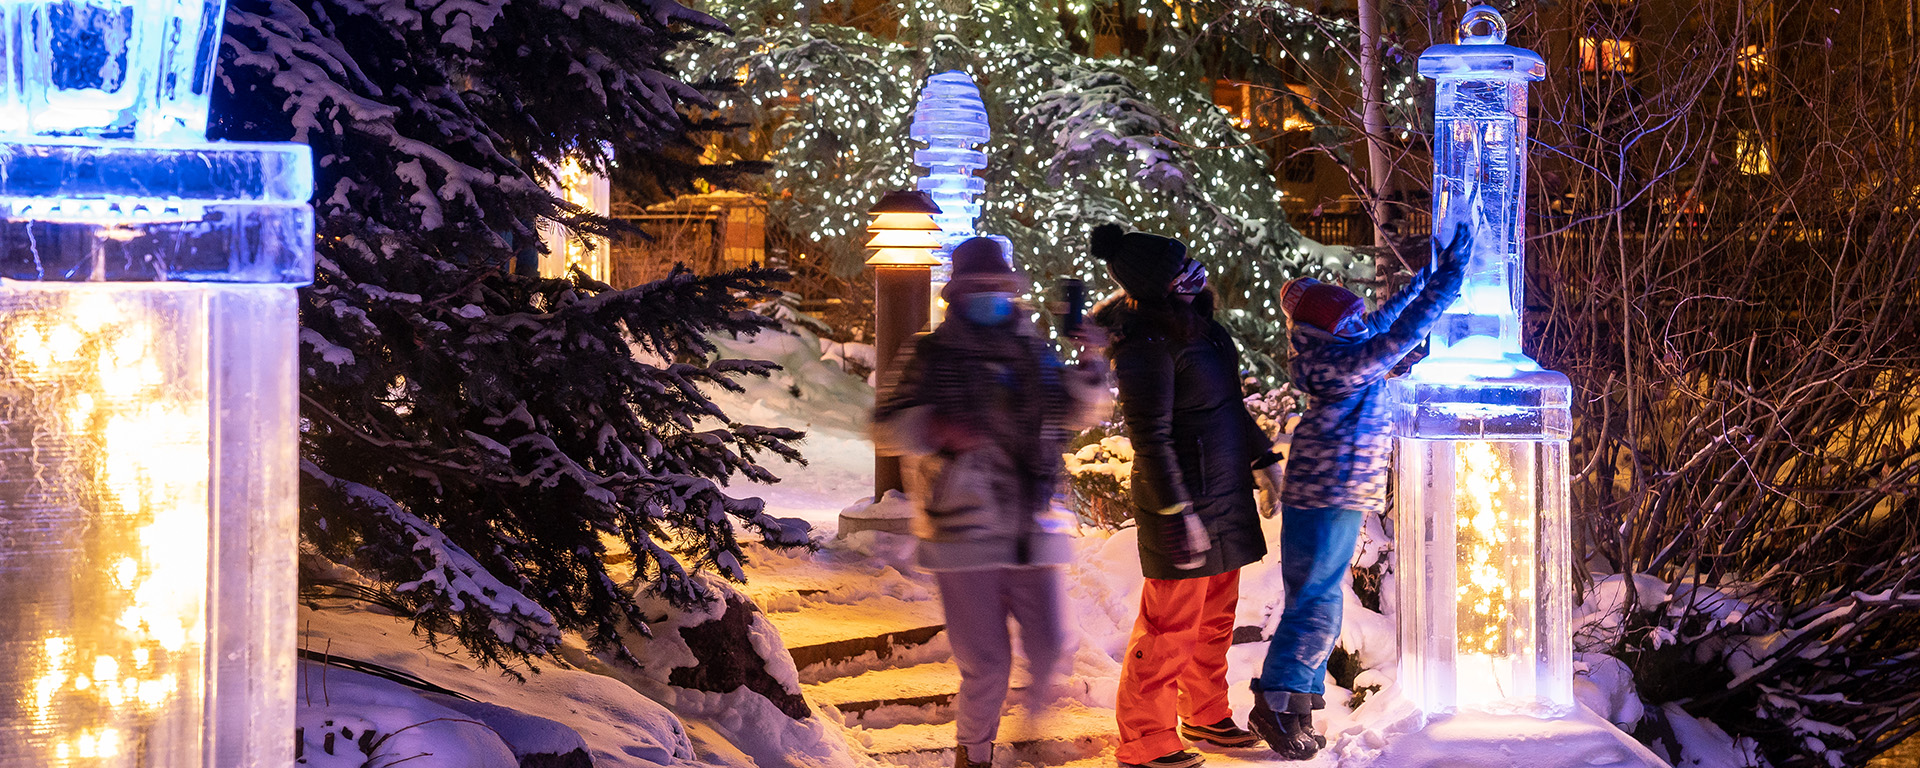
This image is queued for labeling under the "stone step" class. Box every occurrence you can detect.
[762,596,947,672]
[806,660,1034,728]
[860,702,1118,767]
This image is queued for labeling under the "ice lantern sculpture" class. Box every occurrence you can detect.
[1389,5,1574,717]
[909,70,990,281]
[0,0,311,764]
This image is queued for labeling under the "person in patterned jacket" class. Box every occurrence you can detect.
[1244,224,1471,760]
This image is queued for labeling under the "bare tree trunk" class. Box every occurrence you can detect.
[1358,0,1392,255]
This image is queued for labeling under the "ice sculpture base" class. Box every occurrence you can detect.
[1390,367,1571,440]
[0,139,314,283]
[1364,697,1670,768]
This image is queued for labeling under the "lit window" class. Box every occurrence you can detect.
[1281,84,1315,132]
[1735,130,1772,175]
[1211,79,1254,129]
[1737,44,1768,97]
[1578,37,1636,73]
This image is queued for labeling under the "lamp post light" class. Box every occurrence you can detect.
[1389,5,1575,718]
[0,0,312,765]
[866,190,942,498]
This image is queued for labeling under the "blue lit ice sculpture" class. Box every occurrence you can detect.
[1390,5,1574,717]
[909,70,990,281]
[0,1,311,765]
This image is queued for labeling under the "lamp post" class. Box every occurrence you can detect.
[1389,5,1574,717]
[866,190,942,498]
[0,1,312,765]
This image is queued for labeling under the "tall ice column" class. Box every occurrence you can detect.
[0,1,313,765]
[1390,4,1574,717]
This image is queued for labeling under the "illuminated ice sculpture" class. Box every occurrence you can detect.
[909,70,990,281]
[0,1,311,765]
[1389,5,1574,717]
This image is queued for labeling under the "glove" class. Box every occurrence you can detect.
[1253,461,1285,519]
[1156,502,1211,570]
[1433,222,1471,274]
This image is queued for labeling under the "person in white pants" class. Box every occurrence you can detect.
[872,236,1110,768]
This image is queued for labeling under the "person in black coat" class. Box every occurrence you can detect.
[1091,224,1281,768]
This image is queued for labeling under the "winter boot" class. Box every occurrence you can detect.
[1246,684,1319,761]
[1118,749,1206,768]
[1179,716,1262,748]
[954,744,991,768]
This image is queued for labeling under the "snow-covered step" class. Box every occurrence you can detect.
[763,596,947,672]
[805,660,1031,727]
[861,703,1118,767]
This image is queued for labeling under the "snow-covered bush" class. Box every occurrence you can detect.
[217,0,810,669]
[1065,426,1135,529]
[1243,385,1305,442]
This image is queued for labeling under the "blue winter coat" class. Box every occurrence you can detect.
[1280,259,1466,515]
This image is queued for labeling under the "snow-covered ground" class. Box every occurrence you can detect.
[702,320,1685,768]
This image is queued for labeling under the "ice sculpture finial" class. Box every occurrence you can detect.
[909,70,990,264]
[4,0,227,140]
[1458,4,1507,45]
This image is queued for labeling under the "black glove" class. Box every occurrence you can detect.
[1433,222,1471,274]
[1156,503,1210,570]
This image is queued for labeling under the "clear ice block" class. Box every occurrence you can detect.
[0,0,309,760]
[1391,5,1573,718]
[5,0,226,140]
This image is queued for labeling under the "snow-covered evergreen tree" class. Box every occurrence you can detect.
[682,0,1372,382]
[213,0,808,668]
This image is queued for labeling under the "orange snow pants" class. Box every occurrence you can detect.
[1115,570,1240,764]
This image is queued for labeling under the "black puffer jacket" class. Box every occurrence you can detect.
[1095,293,1272,580]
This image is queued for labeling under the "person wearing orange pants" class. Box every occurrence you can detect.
[1116,571,1244,765]
[1091,224,1280,768]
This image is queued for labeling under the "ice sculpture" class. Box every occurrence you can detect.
[0,0,311,764]
[1389,5,1574,717]
[539,156,611,282]
[909,70,990,280]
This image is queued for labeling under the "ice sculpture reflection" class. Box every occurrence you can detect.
[1390,4,1574,717]
[909,70,990,280]
[0,0,311,765]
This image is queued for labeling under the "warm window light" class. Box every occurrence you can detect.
[865,190,944,267]
[1737,44,1769,97]
[1735,130,1773,175]
[1578,37,1636,73]
[540,156,611,282]
[1282,84,1315,132]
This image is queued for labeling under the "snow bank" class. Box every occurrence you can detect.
[705,320,878,535]
[297,602,702,767]
[841,490,914,520]
[571,573,883,768]
[296,662,520,768]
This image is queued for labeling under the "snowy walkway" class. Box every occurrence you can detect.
[712,324,1665,768]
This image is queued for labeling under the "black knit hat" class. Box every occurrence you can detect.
[942,236,1023,299]
[1090,223,1187,301]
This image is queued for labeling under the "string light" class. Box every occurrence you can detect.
[682,2,1416,383]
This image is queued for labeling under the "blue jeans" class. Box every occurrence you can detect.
[1256,504,1365,695]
